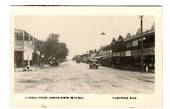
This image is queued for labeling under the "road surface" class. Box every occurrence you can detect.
[14,61,154,93]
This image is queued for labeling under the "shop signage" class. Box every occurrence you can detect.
[125,51,131,56]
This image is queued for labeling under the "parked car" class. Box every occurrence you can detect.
[48,57,59,66]
[76,59,81,64]
[89,59,98,69]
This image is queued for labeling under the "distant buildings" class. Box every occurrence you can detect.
[14,29,43,68]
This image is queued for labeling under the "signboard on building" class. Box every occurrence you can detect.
[125,51,131,56]
[24,41,34,60]
[15,46,24,51]
[132,40,138,47]
[131,48,154,56]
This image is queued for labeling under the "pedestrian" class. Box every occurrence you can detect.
[27,64,30,71]
[145,64,149,72]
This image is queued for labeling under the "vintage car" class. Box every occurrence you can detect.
[89,59,98,69]
[48,57,59,66]
[76,60,81,64]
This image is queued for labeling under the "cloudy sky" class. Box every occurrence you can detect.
[14,16,154,59]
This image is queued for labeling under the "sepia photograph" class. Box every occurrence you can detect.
[11,6,162,107]
[14,15,155,94]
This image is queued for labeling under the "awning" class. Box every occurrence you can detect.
[93,56,103,59]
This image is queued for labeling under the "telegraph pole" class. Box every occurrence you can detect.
[139,15,144,73]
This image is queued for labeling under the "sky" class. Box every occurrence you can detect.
[14,16,154,59]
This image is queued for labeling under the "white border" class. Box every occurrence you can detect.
[0,0,170,109]
[11,6,162,108]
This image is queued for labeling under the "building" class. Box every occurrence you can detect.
[95,24,155,72]
[14,29,42,68]
[80,53,90,63]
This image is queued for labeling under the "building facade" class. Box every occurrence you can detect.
[99,26,155,72]
[79,24,155,72]
[14,29,41,68]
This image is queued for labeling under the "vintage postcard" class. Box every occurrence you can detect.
[11,6,162,108]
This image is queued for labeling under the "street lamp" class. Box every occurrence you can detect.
[101,32,106,35]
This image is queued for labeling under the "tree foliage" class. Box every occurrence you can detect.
[45,33,68,61]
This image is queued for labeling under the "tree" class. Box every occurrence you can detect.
[45,33,68,65]
[58,43,69,59]
[45,33,59,58]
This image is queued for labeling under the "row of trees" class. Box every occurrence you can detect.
[37,33,69,66]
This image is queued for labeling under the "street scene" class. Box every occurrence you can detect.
[14,16,155,93]
[15,60,154,93]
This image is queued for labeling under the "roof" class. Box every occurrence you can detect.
[124,29,155,42]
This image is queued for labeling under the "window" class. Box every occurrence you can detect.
[15,32,23,40]
[24,32,29,40]
[126,42,131,48]
[30,36,33,41]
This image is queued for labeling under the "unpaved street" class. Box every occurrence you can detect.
[14,61,154,93]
